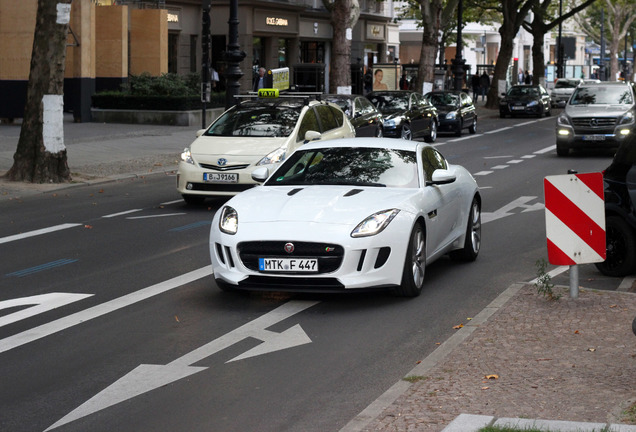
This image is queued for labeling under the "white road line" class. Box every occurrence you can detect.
[507,160,524,164]
[102,209,143,218]
[522,155,537,159]
[491,165,509,170]
[534,145,555,154]
[126,213,186,220]
[473,171,493,176]
[528,266,569,284]
[0,266,213,354]
[0,223,82,245]
[161,199,184,206]
[484,155,513,159]
[514,120,536,127]
[485,127,514,134]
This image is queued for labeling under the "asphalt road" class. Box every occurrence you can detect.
[0,112,623,432]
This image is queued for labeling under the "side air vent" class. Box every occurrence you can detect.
[288,188,304,196]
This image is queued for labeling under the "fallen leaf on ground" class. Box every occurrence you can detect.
[453,324,464,329]
[587,348,596,352]
[84,225,93,229]
[484,374,499,380]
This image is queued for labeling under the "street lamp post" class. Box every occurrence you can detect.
[556,0,563,79]
[224,0,246,110]
[451,0,465,91]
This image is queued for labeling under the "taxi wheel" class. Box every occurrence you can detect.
[595,216,636,277]
[376,126,383,137]
[182,194,205,205]
[400,124,412,140]
[455,120,463,137]
[468,117,477,134]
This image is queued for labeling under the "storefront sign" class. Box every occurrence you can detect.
[266,17,288,26]
[366,23,385,41]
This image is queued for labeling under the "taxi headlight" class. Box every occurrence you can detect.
[257,147,286,166]
[351,209,400,238]
[180,148,194,165]
[446,111,457,120]
[384,119,398,128]
[219,206,238,234]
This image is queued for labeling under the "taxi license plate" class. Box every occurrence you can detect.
[259,258,318,272]
[582,135,606,141]
[203,173,238,183]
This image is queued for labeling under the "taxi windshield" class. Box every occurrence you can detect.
[266,147,419,188]
[205,105,300,137]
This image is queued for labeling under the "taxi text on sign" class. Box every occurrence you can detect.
[544,173,605,265]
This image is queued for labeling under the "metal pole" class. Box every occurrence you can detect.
[224,0,246,110]
[557,0,563,78]
[599,8,606,81]
[569,264,579,299]
[201,1,211,129]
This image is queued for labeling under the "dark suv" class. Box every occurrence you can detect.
[595,132,636,276]
[556,82,636,156]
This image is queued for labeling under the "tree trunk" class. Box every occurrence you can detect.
[415,0,442,91]
[326,0,360,91]
[5,0,72,183]
[485,24,515,109]
[531,26,546,85]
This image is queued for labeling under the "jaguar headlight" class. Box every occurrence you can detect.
[219,206,238,235]
[180,147,194,165]
[257,147,286,166]
[351,209,400,238]
[527,101,538,107]
[446,111,457,120]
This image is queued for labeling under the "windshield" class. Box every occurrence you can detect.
[426,93,459,107]
[204,105,300,137]
[507,87,539,98]
[324,98,352,117]
[570,86,634,105]
[367,94,409,113]
[555,80,580,89]
[265,147,419,188]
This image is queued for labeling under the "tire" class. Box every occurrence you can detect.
[182,194,205,205]
[468,117,477,134]
[400,124,412,140]
[546,106,552,116]
[556,143,569,157]
[499,111,506,118]
[595,216,636,277]
[424,120,437,143]
[393,222,426,297]
[450,197,481,261]
[375,126,383,137]
[455,120,463,137]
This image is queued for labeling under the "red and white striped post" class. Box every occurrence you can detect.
[544,172,605,298]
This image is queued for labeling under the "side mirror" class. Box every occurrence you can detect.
[251,166,270,183]
[196,129,206,137]
[427,169,456,186]
[304,130,322,142]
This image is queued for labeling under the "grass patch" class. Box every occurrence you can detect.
[479,426,612,432]
[402,375,428,383]
[622,400,636,423]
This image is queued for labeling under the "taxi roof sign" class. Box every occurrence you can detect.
[258,88,280,98]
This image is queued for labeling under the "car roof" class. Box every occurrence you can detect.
[296,137,425,152]
[577,81,633,88]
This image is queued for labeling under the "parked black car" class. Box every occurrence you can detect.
[424,90,477,136]
[323,94,384,137]
[366,90,438,142]
[499,84,552,118]
[595,132,636,277]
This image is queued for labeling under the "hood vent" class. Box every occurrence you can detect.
[344,189,363,197]
[288,188,304,196]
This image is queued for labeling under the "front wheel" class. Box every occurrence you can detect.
[450,197,481,261]
[375,126,383,137]
[182,194,205,205]
[424,120,437,143]
[468,117,477,134]
[393,223,426,297]
[556,143,569,157]
[455,120,463,137]
[400,124,412,140]
[595,216,636,277]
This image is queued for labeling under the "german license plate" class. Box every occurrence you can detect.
[582,135,606,141]
[512,106,525,110]
[203,173,238,183]
[259,258,318,272]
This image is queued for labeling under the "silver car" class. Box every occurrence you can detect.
[555,82,636,156]
[550,78,583,108]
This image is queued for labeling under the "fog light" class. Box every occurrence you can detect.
[619,129,630,136]
[558,129,570,136]
[186,182,193,190]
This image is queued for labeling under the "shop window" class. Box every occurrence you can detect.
[190,35,197,73]
[168,33,179,74]
[300,41,324,64]
[278,38,288,68]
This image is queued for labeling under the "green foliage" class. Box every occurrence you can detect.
[534,258,561,301]
[92,72,225,110]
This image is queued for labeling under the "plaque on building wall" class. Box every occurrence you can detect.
[366,23,385,41]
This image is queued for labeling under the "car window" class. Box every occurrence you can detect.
[570,86,634,105]
[315,105,339,132]
[357,98,372,115]
[555,79,581,89]
[421,147,447,182]
[297,107,320,142]
[329,106,344,127]
[266,147,419,188]
[326,98,350,117]
[205,104,299,137]
[368,93,409,112]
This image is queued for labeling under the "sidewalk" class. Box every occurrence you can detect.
[2,110,636,432]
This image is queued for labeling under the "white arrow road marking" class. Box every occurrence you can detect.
[46,300,318,431]
[0,266,213,355]
[482,196,544,224]
[0,293,93,328]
